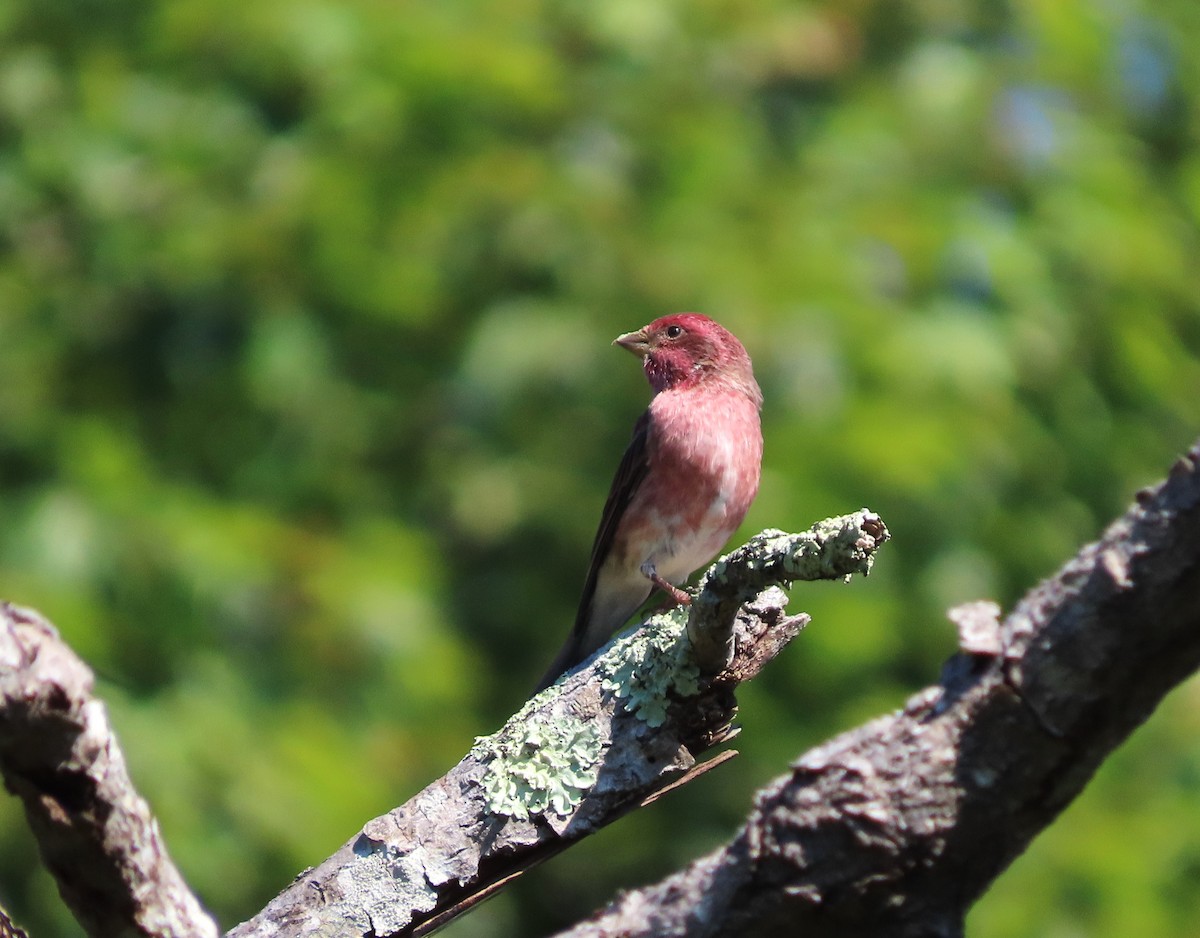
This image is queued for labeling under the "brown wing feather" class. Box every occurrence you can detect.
[534,410,652,691]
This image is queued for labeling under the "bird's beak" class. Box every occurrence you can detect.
[613,327,652,357]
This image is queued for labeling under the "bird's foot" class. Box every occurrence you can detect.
[640,562,692,607]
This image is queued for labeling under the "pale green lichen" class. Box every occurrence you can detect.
[702,515,882,591]
[474,711,603,820]
[599,607,700,727]
[475,515,887,819]
[474,609,702,821]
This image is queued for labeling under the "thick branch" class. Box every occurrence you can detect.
[553,439,1200,938]
[226,511,887,938]
[0,605,218,938]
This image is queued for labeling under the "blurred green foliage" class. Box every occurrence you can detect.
[1,0,1198,934]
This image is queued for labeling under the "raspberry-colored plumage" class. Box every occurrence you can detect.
[535,313,763,691]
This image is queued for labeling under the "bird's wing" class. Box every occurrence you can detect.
[574,408,653,630]
[533,409,655,693]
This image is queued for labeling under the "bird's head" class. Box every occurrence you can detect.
[614,313,761,405]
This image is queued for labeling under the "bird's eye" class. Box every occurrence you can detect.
[665,325,684,339]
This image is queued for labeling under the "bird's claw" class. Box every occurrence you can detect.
[641,563,692,608]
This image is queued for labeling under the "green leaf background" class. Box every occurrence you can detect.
[1,0,1198,934]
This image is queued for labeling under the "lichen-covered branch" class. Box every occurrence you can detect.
[0,604,219,938]
[226,511,887,938]
[552,439,1200,938]
[688,510,888,673]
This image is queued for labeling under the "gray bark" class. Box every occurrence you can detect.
[226,511,887,938]
[3,433,1198,938]
[0,605,219,938]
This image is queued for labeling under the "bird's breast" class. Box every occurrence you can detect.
[617,385,762,582]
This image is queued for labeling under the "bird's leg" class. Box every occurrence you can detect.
[640,561,692,607]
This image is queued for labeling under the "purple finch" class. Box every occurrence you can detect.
[536,313,763,691]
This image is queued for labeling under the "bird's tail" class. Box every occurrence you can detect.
[532,629,590,693]
[534,583,653,693]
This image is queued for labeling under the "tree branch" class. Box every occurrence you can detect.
[11,428,1197,938]
[0,604,219,938]
[0,901,31,938]
[225,510,888,938]
[550,438,1200,938]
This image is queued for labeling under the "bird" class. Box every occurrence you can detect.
[535,313,763,692]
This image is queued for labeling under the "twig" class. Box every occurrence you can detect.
[688,511,888,673]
